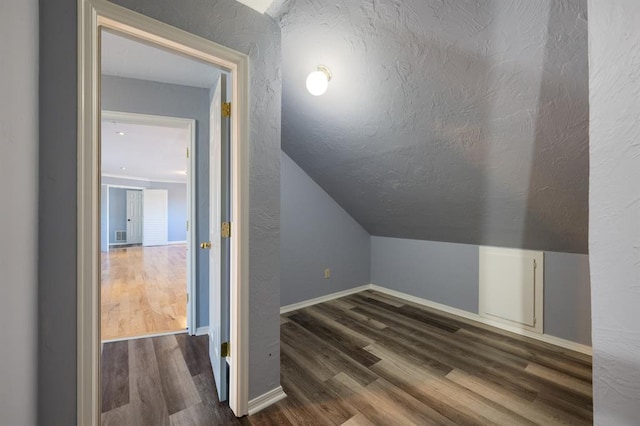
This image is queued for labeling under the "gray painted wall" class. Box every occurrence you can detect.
[371,236,591,345]
[0,1,38,424]
[39,0,78,423]
[281,152,370,306]
[544,251,591,345]
[273,0,589,254]
[39,1,281,422]
[371,237,479,314]
[102,75,210,325]
[589,1,640,423]
[104,179,187,244]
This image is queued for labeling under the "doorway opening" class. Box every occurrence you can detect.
[99,108,196,342]
[78,1,251,423]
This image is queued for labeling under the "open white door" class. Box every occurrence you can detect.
[207,73,230,402]
[142,189,168,246]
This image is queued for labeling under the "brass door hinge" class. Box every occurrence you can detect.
[186,147,189,158]
[222,221,231,238]
[221,341,230,357]
[222,102,231,118]
[187,293,189,303]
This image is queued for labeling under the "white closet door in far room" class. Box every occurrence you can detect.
[142,189,168,246]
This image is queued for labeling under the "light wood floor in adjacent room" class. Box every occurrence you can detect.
[101,290,593,425]
[101,245,187,341]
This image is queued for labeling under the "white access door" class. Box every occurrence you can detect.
[142,189,168,246]
[479,247,544,333]
[126,190,143,244]
[208,73,230,402]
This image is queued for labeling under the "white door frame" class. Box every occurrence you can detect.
[101,111,197,334]
[78,1,250,424]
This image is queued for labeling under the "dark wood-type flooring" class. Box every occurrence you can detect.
[102,290,593,425]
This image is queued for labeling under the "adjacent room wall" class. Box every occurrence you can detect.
[589,1,640,423]
[371,236,592,346]
[103,177,187,244]
[281,152,370,306]
[0,1,38,425]
[39,1,281,421]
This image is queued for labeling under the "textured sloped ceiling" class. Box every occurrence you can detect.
[273,0,589,253]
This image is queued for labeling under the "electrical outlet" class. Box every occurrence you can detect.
[324,268,331,279]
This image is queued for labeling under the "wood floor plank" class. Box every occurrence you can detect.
[287,310,381,367]
[101,245,187,341]
[455,328,593,382]
[101,340,129,412]
[280,349,357,425]
[281,321,378,387]
[525,362,593,398]
[340,412,375,426]
[349,293,460,333]
[128,337,171,426]
[192,370,242,425]
[152,335,202,415]
[314,300,388,330]
[366,377,459,425]
[175,334,210,377]
[325,372,417,426]
[446,369,587,425]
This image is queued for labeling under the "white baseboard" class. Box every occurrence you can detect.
[280,285,372,314]
[248,386,287,415]
[101,329,187,344]
[368,284,592,356]
[195,326,209,336]
[167,240,187,245]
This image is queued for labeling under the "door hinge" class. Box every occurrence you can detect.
[186,293,189,303]
[221,341,230,357]
[222,102,231,118]
[186,220,189,231]
[533,259,537,270]
[186,147,189,158]
[222,221,231,238]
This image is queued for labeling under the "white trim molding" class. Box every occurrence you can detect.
[247,386,287,415]
[195,326,209,336]
[78,1,251,423]
[101,329,187,344]
[280,285,372,314]
[167,240,187,245]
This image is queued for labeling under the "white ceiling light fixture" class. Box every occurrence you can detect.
[116,131,125,136]
[306,65,332,96]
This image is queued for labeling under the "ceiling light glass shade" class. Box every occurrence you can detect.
[306,65,332,96]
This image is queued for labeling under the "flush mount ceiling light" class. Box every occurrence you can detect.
[306,65,332,96]
[116,131,125,136]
